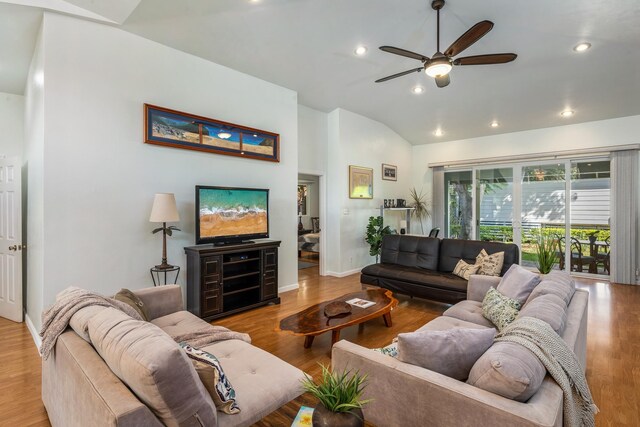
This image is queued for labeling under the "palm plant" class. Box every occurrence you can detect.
[365,216,391,262]
[301,364,372,413]
[409,187,431,234]
[536,234,558,274]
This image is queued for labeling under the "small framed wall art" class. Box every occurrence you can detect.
[382,163,397,181]
[144,104,280,162]
[349,165,373,199]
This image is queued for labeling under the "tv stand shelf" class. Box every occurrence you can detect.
[184,240,281,320]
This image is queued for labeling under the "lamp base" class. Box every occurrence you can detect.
[155,262,175,270]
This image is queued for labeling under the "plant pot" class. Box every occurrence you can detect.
[312,404,364,427]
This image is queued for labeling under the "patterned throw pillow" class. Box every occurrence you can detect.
[452,259,481,280]
[180,343,240,414]
[475,249,505,276]
[373,338,398,357]
[114,289,150,321]
[482,287,521,331]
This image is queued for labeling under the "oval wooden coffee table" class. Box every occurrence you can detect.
[277,289,398,348]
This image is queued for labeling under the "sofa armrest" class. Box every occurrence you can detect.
[467,275,501,302]
[332,340,562,427]
[132,285,183,320]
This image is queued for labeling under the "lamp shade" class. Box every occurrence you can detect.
[149,193,180,223]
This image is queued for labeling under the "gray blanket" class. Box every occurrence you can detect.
[496,316,598,427]
[39,287,143,359]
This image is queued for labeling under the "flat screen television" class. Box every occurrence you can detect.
[196,186,269,245]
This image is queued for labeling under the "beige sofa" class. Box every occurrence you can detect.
[333,273,588,427]
[42,285,305,427]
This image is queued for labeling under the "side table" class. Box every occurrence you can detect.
[150,265,180,286]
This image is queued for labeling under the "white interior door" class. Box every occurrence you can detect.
[0,157,23,322]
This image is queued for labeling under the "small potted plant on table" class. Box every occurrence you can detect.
[301,365,371,427]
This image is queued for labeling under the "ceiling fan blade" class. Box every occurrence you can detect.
[435,74,450,88]
[375,67,425,83]
[379,46,429,62]
[453,53,517,66]
[444,20,494,58]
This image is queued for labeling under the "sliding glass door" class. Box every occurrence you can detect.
[441,158,610,277]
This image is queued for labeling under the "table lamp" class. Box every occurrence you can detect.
[150,193,180,270]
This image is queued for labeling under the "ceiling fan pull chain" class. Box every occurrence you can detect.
[436,8,440,52]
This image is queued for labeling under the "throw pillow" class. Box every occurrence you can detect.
[372,338,398,358]
[467,341,546,402]
[497,264,541,305]
[476,250,505,276]
[452,259,481,280]
[114,288,150,321]
[482,287,521,331]
[180,343,240,415]
[397,328,496,381]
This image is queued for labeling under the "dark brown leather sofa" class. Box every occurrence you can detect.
[361,235,519,304]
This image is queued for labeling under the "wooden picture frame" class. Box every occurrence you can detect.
[144,104,280,162]
[349,165,373,199]
[382,164,397,181]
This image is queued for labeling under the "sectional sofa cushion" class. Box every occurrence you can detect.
[497,264,541,305]
[88,307,217,427]
[443,300,496,328]
[397,327,495,380]
[482,287,521,331]
[526,271,576,306]
[467,341,546,402]
[69,305,106,343]
[380,234,440,270]
[518,293,568,334]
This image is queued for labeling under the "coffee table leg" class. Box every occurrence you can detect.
[331,330,340,345]
[383,312,393,328]
[304,336,315,348]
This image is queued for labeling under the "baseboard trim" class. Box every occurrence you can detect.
[25,313,42,353]
[279,283,300,294]
[326,268,361,278]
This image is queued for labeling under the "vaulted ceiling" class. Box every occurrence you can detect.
[2,0,640,144]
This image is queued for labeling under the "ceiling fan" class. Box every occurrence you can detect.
[375,0,517,88]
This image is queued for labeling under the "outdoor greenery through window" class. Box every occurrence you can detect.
[443,159,611,276]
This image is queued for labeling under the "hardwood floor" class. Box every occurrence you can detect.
[1,269,638,426]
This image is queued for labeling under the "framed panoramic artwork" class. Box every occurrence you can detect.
[382,163,397,181]
[349,165,373,199]
[144,104,280,162]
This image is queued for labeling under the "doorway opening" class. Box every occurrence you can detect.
[297,171,325,280]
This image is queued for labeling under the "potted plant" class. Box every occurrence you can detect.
[408,187,431,234]
[301,365,372,427]
[365,216,391,263]
[535,234,558,274]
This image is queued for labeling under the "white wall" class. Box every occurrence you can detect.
[23,24,45,328]
[26,13,299,329]
[326,108,413,275]
[297,105,327,174]
[0,92,25,158]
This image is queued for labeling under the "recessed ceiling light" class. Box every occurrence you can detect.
[354,46,367,56]
[560,110,575,118]
[490,121,500,128]
[433,129,444,137]
[573,42,591,52]
[412,86,424,94]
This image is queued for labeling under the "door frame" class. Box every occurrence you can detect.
[298,169,326,276]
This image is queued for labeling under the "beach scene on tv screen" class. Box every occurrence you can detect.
[199,189,268,238]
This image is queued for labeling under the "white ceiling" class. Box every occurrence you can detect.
[2,0,640,145]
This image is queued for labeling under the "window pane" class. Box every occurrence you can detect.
[477,168,514,243]
[444,171,473,239]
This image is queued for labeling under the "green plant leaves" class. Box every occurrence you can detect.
[535,235,558,274]
[300,364,372,413]
[365,216,391,258]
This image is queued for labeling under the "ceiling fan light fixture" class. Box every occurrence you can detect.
[425,60,452,77]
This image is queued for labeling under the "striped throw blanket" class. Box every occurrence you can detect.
[496,316,598,427]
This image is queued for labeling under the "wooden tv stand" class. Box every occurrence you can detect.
[184,240,281,320]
